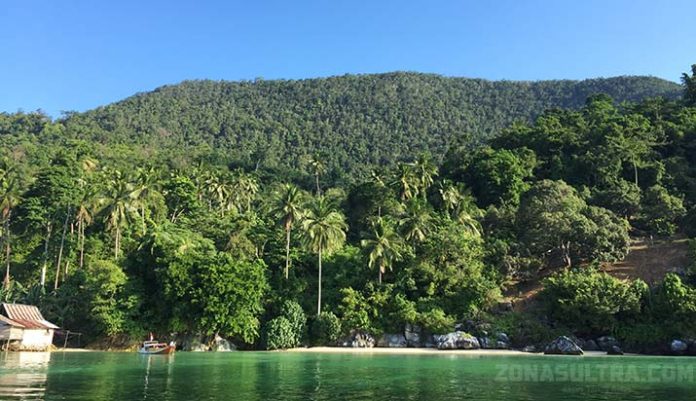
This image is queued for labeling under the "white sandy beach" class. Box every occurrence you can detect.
[284,347,636,357]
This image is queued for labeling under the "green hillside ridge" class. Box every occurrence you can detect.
[63,72,681,177]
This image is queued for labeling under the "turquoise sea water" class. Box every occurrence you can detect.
[1,351,696,400]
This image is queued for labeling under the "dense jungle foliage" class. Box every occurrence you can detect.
[0,67,695,350]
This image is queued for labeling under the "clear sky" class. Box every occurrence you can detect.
[2,0,695,116]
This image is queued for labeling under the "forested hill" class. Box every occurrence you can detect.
[64,73,681,177]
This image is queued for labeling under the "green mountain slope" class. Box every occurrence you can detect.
[65,72,682,176]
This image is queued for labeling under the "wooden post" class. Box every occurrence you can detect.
[63,330,70,349]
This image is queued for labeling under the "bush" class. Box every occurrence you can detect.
[280,300,306,346]
[417,307,455,333]
[265,317,296,350]
[310,312,342,346]
[541,267,647,336]
[338,287,374,333]
[637,185,686,236]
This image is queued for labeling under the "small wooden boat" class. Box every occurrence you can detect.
[138,340,175,355]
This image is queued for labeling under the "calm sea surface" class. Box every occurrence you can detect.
[1,351,696,400]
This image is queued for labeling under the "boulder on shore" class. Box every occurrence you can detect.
[212,334,236,352]
[434,331,480,350]
[377,334,407,348]
[544,336,583,355]
[404,324,422,347]
[607,345,624,355]
[671,339,688,354]
[583,340,599,351]
[478,332,511,349]
[596,336,620,352]
[340,331,375,348]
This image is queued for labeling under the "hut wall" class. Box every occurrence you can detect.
[18,329,54,351]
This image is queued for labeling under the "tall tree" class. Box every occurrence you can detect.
[682,64,696,107]
[398,199,433,246]
[0,164,21,288]
[360,217,404,284]
[301,196,347,315]
[99,171,138,259]
[269,184,306,279]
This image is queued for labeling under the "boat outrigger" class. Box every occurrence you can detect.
[138,337,176,355]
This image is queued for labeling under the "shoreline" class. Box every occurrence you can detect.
[284,347,631,357]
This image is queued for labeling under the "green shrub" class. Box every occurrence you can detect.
[541,267,646,336]
[338,287,374,333]
[310,312,342,346]
[417,307,455,333]
[265,317,296,350]
[280,300,306,346]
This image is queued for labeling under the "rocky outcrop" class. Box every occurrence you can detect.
[544,336,583,355]
[478,332,511,349]
[340,331,375,348]
[377,334,407,348]
[583,340,599,351]
[596,336,620,352]
[671,339,688,354]
[607,345,624,355]
[211,334,236,352]
[434,331,480,350]
[404,324,422,347]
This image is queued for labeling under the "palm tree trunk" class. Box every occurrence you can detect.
[55,209,71,290]
[141,204,147,235]
[284,227,291,279]
[3,239,10,288]
[317,247,323,315]
[40,222,53,288]
[315,174,321,196]
[633,159,639,186]
[78,217,85,269]
[115,227,121,259]
[3,212,11,288]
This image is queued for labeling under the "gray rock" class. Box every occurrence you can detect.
[434,331,480,350]
[522,345,538,353]
[423,335,437,348]
[607,345,624,355]
[377,334,407,348]
[496,332,510,344]
[583,340,599,351]
[404,324,422,347]
[671,339,688,354]
[211,334,236,352]
[340,331,375,348]
[596,336,620,352]
[478,333,510,349]
[544,336,584,355]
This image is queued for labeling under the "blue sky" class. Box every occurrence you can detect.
[1,0,695,116]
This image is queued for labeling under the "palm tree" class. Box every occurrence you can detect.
[398,199,433,245]
[268,184,306,279]
[74,184,97,269]
[99,171,138,259]
[360,217,404,284]
[133,166,162,235]
[391,163,419,201]
[301,196,347,315]
[0,165,21,288]
[309,157,327,195]
[232,171,259,213]
[412,154,438,198]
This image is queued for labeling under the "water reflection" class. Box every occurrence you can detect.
[0,352,50,400]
